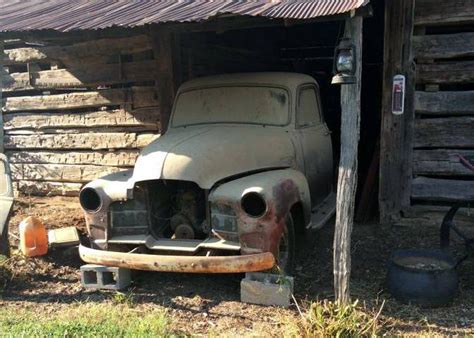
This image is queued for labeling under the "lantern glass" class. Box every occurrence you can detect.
[336,49,354,73]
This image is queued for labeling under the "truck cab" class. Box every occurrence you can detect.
[79,72,335,274]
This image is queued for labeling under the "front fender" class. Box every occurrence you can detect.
[209,169,311,255]
[80,169,135,245]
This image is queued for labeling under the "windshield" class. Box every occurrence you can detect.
[171,86,289,127]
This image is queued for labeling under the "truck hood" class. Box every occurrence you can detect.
[132,125,296,189]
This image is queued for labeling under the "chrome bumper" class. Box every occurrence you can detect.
[79,244,275,273]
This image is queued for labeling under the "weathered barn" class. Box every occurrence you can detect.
[1,0,473,301]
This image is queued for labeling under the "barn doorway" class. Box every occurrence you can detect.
[174,6,384,220]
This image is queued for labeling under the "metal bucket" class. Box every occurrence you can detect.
[387,249,459,307]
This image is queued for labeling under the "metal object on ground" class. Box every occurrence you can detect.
[387,249,458,307]
[79,244,275,273]
[241,272,294,308]
[48,227,80,247]
[81,264,131,290]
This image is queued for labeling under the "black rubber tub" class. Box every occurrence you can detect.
[387,249,459,307]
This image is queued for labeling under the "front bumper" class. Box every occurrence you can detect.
[79,244,275,273]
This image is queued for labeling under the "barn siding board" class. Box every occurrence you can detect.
[416,61,474,85]
[2,59,157,91]
[412,177,474,202]
[2,86,159,112]
[2,35,151,66]
[413,32,474,60]
[414,117,474,148]
[4,132,158,150]
[414,0,474,26]
[3,109,160,130]
[6,150,140,166]
[413,149,474,176]
[11,163,127,183]
[1,34,160,196]
[415,91,474,115]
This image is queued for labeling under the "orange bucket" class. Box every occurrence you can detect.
[19,216,48,257]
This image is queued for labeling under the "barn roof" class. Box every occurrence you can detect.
[0,0,369,32]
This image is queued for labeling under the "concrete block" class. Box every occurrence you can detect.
[80,264,131,290]
[240,272,294,308]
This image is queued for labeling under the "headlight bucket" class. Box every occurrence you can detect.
[241,192,267,218]
[79,187,102,212]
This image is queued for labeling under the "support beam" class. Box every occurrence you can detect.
[150,28,176,134]
[379,0,416,224]
[333,15,363,304]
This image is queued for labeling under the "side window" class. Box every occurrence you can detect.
[297,87,321,128]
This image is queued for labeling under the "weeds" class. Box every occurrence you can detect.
[286,299,384,338]
[112,290,135,306]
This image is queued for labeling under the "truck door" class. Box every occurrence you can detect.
[0,154,13,257]
[295,84,333,207]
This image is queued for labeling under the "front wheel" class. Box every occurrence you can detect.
[276,215,295,275]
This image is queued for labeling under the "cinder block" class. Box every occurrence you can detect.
[80,264,131,290]
[241,272,294,308]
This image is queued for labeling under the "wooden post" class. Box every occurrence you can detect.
[150,28,176,134]
[333,15,363,304]
[379,0,416,224]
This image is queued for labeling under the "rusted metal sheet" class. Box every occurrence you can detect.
[0,0,370,33]
[79,244,275,273]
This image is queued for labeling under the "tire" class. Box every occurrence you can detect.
[277,215,295,275]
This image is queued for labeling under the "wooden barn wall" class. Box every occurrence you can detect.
[0,34,160,196]
[410,0,474,211]
[381,0,474,224]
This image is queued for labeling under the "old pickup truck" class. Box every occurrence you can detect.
[79,72,335,274]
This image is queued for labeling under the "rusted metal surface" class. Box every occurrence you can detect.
[79,244,275,273]
[209,169,310,256]
[0,0,370,33]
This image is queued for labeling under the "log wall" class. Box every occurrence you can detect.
[1,34,160,196]
[409,0,474,210]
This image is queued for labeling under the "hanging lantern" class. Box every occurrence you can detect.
[331,38,356,85]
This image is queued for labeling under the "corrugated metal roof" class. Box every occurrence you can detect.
[0,0,369,32]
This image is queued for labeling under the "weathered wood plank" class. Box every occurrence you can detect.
[417,61,474,84]
[413,32,474,60]
[2,35,151,66]
[2,60,157,91]
[4,132,159,150]
[414,117,474,148]
[3,108,160,130]
[16,180,82,197]
[379,0,416,223]
[2,86,158,112]
[415,91,474,115]
[6,150,140,166]
[414,149,474,176]
[2,60,156,91]
[6,150,139,167]
[12,163,126,183]
[415,0,474,26]
[411,177,474,202]
[151,29,177,133]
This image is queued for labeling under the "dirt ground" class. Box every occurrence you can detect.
[2,196,474,336]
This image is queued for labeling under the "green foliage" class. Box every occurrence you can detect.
[292,300,383,338]
[0,302,178,337]
[112,290,135,306]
